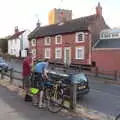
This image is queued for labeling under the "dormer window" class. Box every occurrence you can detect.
[75,32,84,42]
[55,35,62,44]
[112,33,119,38]
[44,37,51,45]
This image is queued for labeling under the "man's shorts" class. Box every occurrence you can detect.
[23,75,31,89]
[35,73,44,90]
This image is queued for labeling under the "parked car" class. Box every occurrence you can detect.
[48,70,89,99]
[0,57,12,72]
[31,61,89,98]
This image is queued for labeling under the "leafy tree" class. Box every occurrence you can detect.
[0,37,8,53]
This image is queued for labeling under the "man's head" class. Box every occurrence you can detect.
[44,58,49,63]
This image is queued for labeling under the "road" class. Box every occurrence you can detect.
[0,86,86,120]
[7,59,120,117]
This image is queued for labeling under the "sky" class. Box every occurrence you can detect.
[0,0,119,37]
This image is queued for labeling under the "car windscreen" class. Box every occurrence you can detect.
[48,71,69,80]
[71,73,88,83]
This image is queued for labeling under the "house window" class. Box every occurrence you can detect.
[44,37,51,45]
[101,34,104,39]
[76,32,84,42]
[55,48,62,59]
[32,39,36,46]
[45,48,51,58]
[32,49,36,58]
[104,33,110,38]
[55,35,62,44]
[75,47,84,59]
[112,33,119,38]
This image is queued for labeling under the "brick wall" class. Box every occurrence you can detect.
[92,49,120,71]
[36,32,91,65]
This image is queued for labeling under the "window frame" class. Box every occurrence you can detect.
[75,32,85,43]
[55,47,62,59]
[44,37,51,45]
[31,39,36,46]
[75,47,84,60]
[44,48,51,58]
[55,35,62,44]
[32,49,36,58]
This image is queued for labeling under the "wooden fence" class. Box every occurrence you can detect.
[92,67,120,81]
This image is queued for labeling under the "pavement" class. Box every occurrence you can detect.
[0,82,87,120]
[0,77,115,120]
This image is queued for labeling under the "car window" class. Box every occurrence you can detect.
[0,58,5,63]
[71,73,88,83]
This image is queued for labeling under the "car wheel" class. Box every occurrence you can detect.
[4,67,8,72]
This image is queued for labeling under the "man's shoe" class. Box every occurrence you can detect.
[32,102,38,106]
[24,94,32,102]
[38,104,46,109]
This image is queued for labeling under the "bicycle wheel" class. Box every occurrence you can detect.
[115,114,120,120]
[47,87,64,113]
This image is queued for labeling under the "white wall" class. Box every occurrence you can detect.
[8,40,11,54]
[15,38,20,57]
[8,30,30,57]
[21,30,30,57]
[21,50,27,57]
[22,30,30,50]
[100,28,120,39]
[8,38,20,57]
[8,29,30,57]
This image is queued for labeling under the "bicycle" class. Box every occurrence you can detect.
[29,75,64,113]
[46,79,64,113]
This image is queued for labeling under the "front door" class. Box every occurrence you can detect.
[64,47,71,65]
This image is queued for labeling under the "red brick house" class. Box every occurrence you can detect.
[28,3,109,66]
[92,28,120,74]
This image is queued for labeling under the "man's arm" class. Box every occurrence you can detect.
[44,68,48,79]
[43,63,49,79]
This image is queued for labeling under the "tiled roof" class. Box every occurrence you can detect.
[28,14,98,39]
[8,31,25,40]
[94,38,120,48]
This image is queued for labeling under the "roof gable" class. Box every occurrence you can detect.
[28,14,98,39]
[8,30,25,40]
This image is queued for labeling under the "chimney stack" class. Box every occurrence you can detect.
[15,26,19,33]
[36,19,40,28]
[96,2,102,16]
